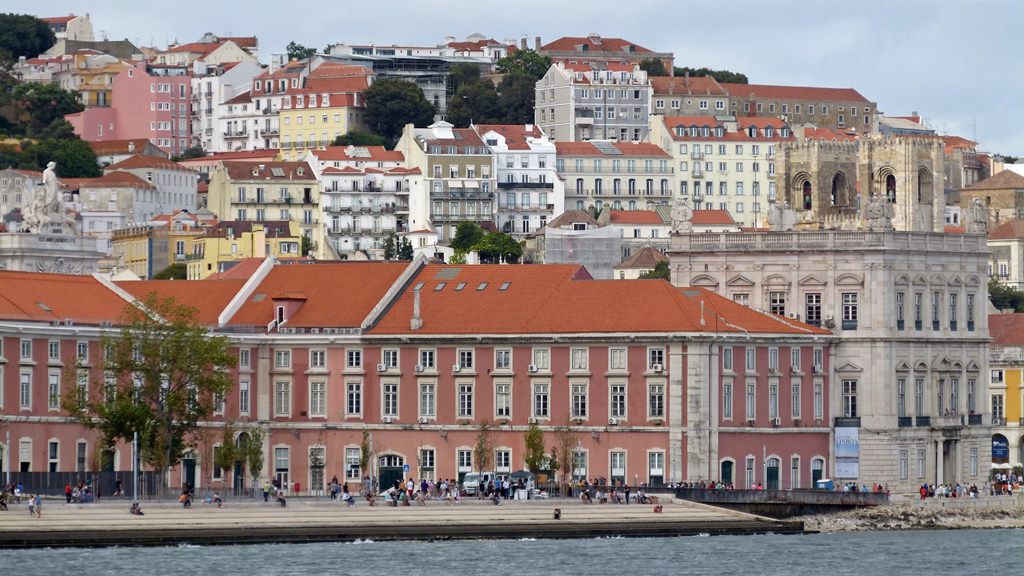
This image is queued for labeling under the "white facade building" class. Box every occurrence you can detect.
[535,61,652,143]
[190,59,265,152]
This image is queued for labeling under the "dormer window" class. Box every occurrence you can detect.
[276,306,285,324]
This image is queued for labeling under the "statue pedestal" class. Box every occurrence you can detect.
[0,232,104,274]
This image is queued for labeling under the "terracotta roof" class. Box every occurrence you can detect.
[116,279,246,325]
[88,139,160,156]
[546,210,599,228]
[541,35,654,55]
[421,127,487,148]
[963,170,1024,191]
[692,210,737,226]
[220,161,316,181]
[609,210,666,225]
[661,116,792,142]
[42,15,78,24]
[555,141,670,157]
[943,226,965,234]
[202,220,296,239]
[651,76,726,96]
[222,37,258,49]
[309,146,405,163]
[229,262,409,328]
[286,64,371,96]
[989,219,1024,240]
[802,127,860,142]
[106,154,195,172]
[615,246,668,269]
[990,314,1024,346]
[7,169,42,178]
[61,171,156,190]
[369,265,827,336]
[164,42,223,56]
[0,271,128,325]
[223,90,251,105]
[721,83,870,103]
[474,124,545,151]
[206,258,268,280]
[183,150,279,162]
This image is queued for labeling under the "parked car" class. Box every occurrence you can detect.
[461,471,495,495]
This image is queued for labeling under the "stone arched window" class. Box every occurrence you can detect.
[802,180,813,210]
[886,174,897,203]
[831,172,848,207]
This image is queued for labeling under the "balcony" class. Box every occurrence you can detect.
[915,416,931,427]
[324,204,352,213]
[834,417,861,428]
[897,416,913,428]
[497,181,555,189]
[224,130,249,139]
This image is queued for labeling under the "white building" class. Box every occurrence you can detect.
[535,61,652,143]
[190,59,265,152]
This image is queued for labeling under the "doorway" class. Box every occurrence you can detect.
[766,457,781,490]
[182,456,196,488]
[378,454,405,492]
[720,460,734,485]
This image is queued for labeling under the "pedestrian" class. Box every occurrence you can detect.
[33,494,42,518]
[263,481,271,503]
[28,494,36,517]
[65,483,72,504]
[624,483,631,505]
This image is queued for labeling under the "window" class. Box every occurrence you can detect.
[914,293,923,330]
[899,450,909,480]
[347,349,362,368]
[571,348,588,370]
[533,382,550,418]
[768,348,779,372]
[842,293,858,329]
[346,447,361,480]
[309,381,326,416]
[76,341,89,363]
[966,293,975,331]
[992,393,1004,421]
[896,292,905,330]
[931,291,941,330]
[967,378,976,415]
[419,349,435,369]
[648,348,665,370]
[805,293,822,326]
[419,381,436,417]
[745,380,756,420]
[950,294,959,329]
[571,382,588,418]
[383,383,399,417]
[383,349,399,369]
[969,447,978,476]
[239,349,251,369]
[950,378,959,414]
[346,382,362,416]
[791,378,801,419]
[274,381,291,416]
[745,348,756,372]
[458,349,474,369]
[238,380,250,415]
[842,380,858,417]
[723,379,733,420]
[916,449,926,478]
[458,383,473,418]
[813,380,823,420]
[20,371,31,409]
[274,447,290,486]
[532,348,550,370]
[495,349,511,370]
[309,349,325,369]
[745,456,755,489]
[897,378,906,418]
[48,372,60,410]
[648,383,664,418]
[915,378,925,416]
[723,347,733,371]
[609,348,627,371]
[768,291,787,316]
[274,349,291,369]
[495,381,511,418]
[791,348,801,372]
[769,381,779,419]
[47,341,59,361]
[20,339,32,360]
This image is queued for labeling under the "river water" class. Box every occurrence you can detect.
[4,529,1020,575]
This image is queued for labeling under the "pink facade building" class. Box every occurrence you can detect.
[0,259,833,495]
[66,61,193,157]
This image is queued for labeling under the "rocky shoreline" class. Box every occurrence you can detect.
[796,502,1024,532]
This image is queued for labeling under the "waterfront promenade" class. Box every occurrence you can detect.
[0,498,801,548]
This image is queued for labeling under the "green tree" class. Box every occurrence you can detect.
[496,49,552,80]
[451,221,485,252]
[449,62,481,92]
[16,137,102,177]
[363,78,435,145]
[474,231,523,264]
[989,279,1024,312]
[301,235,313,257]
[446,81,502,128]
[286,41,316,61]
[383,234,397,260]
[673,66,749,84]
[181,146,205,159]
[639,57,668,77]
[398,237,414,260]
[153,263,187,280]
[639,260,671,280]
[213,423,239,486]
[497,73,536,124]
[243,427,265,497]
[523,422,546,475]
[62,294,236,494]
[359,430,372,492]
[0,14,56,64]
[448,250,467,265]
[331,130,388,147]
[552,420,580,495]
[4,82,85,137]
[473,420,494,473]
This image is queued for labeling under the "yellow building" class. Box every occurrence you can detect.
[186,220,302,279]
[110,210,209,278]
[278,63,371,161]
[990,313,1024,469]
[57,51,129,107]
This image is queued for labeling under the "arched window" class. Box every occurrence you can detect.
[720,460,734,485]
[886,174,896,203]
[802,181,813,210]
[766,457,781,490]
[811,458,825,486]
[831,172,848,206]
[576,178,584,194]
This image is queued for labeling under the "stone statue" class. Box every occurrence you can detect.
[965,197,989,234]
[862,193,895,231]
[768,200,797,231]
[42,161,59,209]
[22,161,78,234]
[671,197,694,234]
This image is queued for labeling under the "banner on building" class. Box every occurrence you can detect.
[992,435,1010,462]
[834,427,860,478]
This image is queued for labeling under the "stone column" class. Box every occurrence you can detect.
[935,440,944,485]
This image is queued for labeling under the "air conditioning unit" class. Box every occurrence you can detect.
[528,364,538,373]
[608,417,619,426]
[418,416,428,424]
[651,363,664,373]
[527,417,538,424]
[382,416,392,424]
[452,364,461,373]
[414,364,423,373]
[787,313,799,320]
[824,313,835,321]
[310,328,320,334]
[813,363,823,374]
[377,363,386,373]
[772,417,781,426]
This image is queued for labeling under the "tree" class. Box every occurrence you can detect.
[446,81,503,128]
[673,66,749,84]
[639,58,668,77]
[213,423,239,489]
[989,280,1024,312]
[359,430,372,490]
[448,250,467,265]
[496,49,552,80]
[497,73,536,124]
[473,420,493,473]
[243,427,266,497]
[286,41,316,61]
[451,221,485,252]
[62,294,236,494]
[4,82,85,137]
[449,62,481,93]
[523,422,546,475]
[181,146,205,159]
[398,237,414,260]
[331,130,388,147]
[552,420,580,495]
[383,234,397,260]
[639,260,671,280]
[474,231,523,264]
[0,14,56,64]
[301,235,313,257]
[153,263,187,280]
[363,79,435,146]
[15,137,101,177]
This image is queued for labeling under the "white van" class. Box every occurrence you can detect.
[461,471,495,495]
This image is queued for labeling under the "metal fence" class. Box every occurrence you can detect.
[4,471,161,498]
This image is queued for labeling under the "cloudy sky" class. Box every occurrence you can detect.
[12,0,1024,155]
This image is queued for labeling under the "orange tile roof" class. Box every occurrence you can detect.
[692,209,736,226]
[205,258,266,280]
[722,83,870,103]
[220,161,316,181]
[0,271,129,325]
[651,76,726,96]
[802,127,860,142]
[223,90,251,105]
[943,225,965,234]
[542,36,654,54]
[116,279,246,325]
[661,116,792,142]
[990,314,1024,346]
[615,246,668,269]
[369,264,828,336]
[555,141,670,157]
[310,146,405,163]
[474,124,545,150]
[106,154,195,172]
[546,209,599,228]
[609,210,665,225]
[42,15,78,24]
[989,219,1024,240]
[61,171,156,190]
[222,36,258,49]
[229,262,409,328]
[964,170,1024,191]
[88,139,161,156]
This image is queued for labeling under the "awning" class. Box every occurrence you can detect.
[464,180,480,188]
[448,180,464,188]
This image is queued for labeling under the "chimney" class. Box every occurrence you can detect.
[252,224,266,258]
[699,300,706,327]
[410,285,423,330]
[128,141,136,153]
[534,36,541,51]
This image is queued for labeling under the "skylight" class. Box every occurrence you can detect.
[499,282,511,291]
[435,282,446,291]
[477,282,488,291]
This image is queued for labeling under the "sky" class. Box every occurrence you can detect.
[10,0,1024,156]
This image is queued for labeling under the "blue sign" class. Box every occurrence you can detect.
[992,436,1010,461]
[403,463,410,473]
